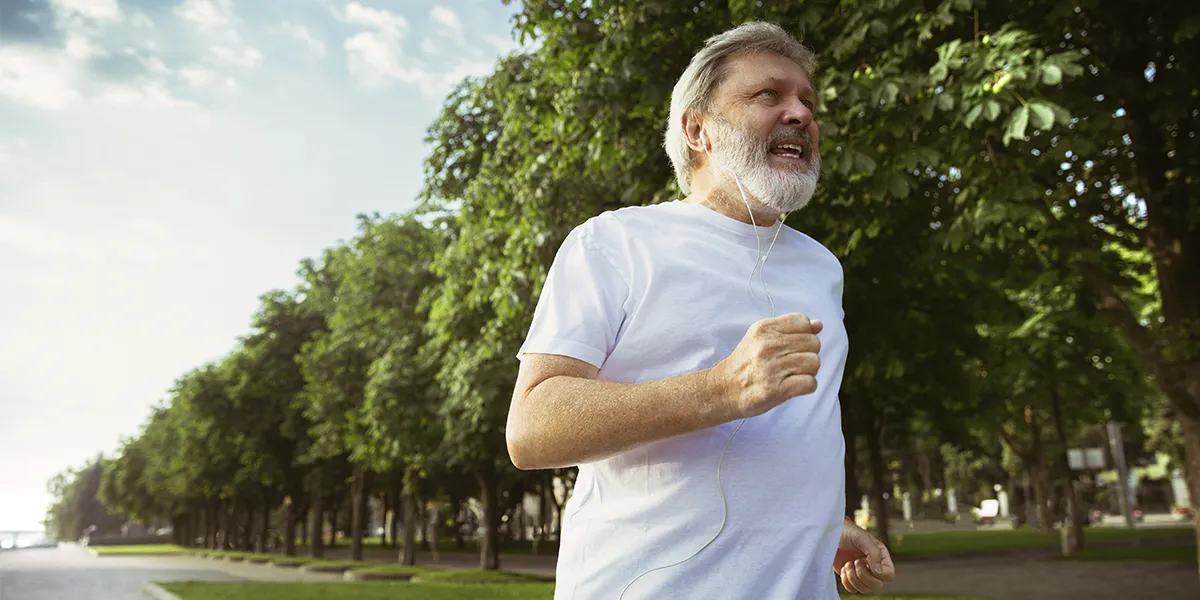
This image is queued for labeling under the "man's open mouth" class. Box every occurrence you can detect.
[769,141,806,159]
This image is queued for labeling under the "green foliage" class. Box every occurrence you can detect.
[77,0,1198,570]
[45,456,122,541]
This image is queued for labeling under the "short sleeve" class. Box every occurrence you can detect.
[517,221,629,369]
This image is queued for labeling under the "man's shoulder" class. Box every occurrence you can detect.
[782,227,844,270]
[571,203,675,245]
[584,202,675,228]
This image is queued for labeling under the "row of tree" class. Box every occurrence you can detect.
[44,0,1198,571]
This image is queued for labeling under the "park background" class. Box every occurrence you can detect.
[2,0,1198,598]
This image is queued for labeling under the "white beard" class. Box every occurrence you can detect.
[706,116,820,215]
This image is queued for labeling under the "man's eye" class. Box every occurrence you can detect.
[759,89,778,98]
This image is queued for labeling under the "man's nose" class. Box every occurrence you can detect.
[782,99,813,128]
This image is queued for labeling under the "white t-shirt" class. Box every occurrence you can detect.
[518,200,848,600]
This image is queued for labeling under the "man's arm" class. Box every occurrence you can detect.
[505,353,733,470]
[505,314,824,470]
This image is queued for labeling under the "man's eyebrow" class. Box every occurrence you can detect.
[760,76,821,107]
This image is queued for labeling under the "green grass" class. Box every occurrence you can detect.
[889,526,1194,558]
[1063,544,1197,563]
[158,582,982,600]
[413,569,550,584]
[89,544,191,556]
[159,581,555,599]
[351,563,445,575]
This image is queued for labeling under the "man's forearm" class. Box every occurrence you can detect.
[506,369,735,470]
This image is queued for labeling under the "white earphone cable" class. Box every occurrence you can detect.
[618,136,786,599]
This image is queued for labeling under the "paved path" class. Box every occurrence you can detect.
[0,544,341,600]
[6,543,1194,599]
[322,545,1200,598]
[883,556,1198,599]
[396,549,1200,599]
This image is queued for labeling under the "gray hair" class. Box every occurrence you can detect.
[663,22,818,194]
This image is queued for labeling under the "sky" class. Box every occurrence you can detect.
[0,0,524,532]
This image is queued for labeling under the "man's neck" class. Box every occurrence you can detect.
[686,184,782,227]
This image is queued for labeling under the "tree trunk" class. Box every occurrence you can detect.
[477,465,501,570]
[1180,412,1200,579]
[449,489,466,550]
[242,503,255,551]
[1049,390,1085,552]
[350,463,368,561]
[284,501,299,556]
[326,508,338,548]
[844,430,861,520]
[400,493,417,565]
[866,419,890,546]
[380,491,391,548]
[207,500,218,549]
[295,501,304,549]
[1106,420,1138,528]
[417,497,428,550]
[390,488,401,553]
[308,487,325,559]
[1026,409,1054,533]
[258,497,271,553]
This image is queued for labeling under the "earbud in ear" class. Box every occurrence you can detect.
[700,131,707,147]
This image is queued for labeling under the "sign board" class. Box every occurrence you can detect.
[1067,447,1106,470]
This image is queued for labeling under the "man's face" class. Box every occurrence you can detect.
[703,51,821,214]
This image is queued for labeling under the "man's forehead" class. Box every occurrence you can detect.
[719,53,814,94]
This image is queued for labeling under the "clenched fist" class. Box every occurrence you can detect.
[711,313,823,419]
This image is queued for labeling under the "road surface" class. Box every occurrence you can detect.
[0,544,338,600]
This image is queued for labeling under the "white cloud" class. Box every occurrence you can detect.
[130,12,155,28]
[342,2,408,34]
[429,6,461,33]
[173,0,234,31]
[0,214,101,264]
[0,47,83,110]
[279,22,327,57]
[339,2,486,99]
[51,0,122,24]
[481,33,520,55]
[0,0,199,112]
[213,46,264,69]
[341,3,412,89]
[141,55,171,76]
[178,66,218,88]
[93,80,201,112]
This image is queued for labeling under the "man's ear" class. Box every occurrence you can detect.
[682,111,707,154]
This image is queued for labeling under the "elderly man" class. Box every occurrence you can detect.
[506,21,896,599]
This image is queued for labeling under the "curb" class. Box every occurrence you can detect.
[142,583,182,600]
[299,564,351,573]
[343,571,415,581]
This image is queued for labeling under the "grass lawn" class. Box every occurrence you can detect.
[351,563,445,575]
[159,582,982,600]
[89,544,191,556]
[160,581,556,599]
[413,569,550,584]
[889,526,1194,558]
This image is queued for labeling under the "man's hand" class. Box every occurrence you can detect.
[833,518,895,594]
[709,313,823,419]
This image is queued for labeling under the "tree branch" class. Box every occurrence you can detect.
[1080,265,1200,419]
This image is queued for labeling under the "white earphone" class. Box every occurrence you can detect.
[618,127,787,599]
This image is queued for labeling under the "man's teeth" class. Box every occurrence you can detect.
[774,143,805,157]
